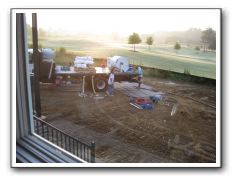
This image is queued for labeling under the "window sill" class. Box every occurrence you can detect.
[16,134,83,164]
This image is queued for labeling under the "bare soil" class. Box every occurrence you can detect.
[40,77,216,163]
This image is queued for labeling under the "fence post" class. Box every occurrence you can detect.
[90,141,95,163]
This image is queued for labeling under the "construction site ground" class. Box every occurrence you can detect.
[40,77,216,163]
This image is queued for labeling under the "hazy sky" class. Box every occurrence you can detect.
[26,9,220,36]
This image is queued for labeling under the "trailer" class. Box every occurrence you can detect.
[29,49,138,92]
[55,66,137,92]
[55,58,137,92]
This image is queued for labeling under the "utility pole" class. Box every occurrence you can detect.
[32,13,41,117]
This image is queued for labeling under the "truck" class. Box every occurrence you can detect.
[28,48,138,92]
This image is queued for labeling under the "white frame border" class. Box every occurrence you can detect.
[11,8,221,168]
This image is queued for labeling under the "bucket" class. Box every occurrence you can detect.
[141,103,154,110]
[55,78,61,86]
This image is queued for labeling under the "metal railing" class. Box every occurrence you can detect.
[33,116,95,163]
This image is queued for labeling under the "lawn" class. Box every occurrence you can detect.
[39,38,216,79]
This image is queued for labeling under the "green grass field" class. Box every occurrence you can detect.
[39,38,216,79]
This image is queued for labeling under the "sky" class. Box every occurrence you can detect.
[26,9,220,36]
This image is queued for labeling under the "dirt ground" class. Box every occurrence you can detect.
[40,77,216,163]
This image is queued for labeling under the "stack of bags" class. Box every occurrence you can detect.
[74,56,95,73]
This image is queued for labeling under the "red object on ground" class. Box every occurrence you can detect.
[134,98,152,105]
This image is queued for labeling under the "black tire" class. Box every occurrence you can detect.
[94,77,107,92]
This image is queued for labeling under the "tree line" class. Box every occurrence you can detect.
[128,27,216,52]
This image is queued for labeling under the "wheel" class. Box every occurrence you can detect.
[94,77,107,92]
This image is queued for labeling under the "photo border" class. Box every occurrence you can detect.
[11,8,222,168]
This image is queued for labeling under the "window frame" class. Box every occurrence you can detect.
[12,12,84,167]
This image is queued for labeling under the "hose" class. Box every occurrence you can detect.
[91,75,97,95]
[82,75,85,94]
[48,61,54,79]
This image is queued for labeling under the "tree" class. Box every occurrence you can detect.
[58,47,66,54]
[201,28,216,51]
[195,46,200,51]
[128,32,142,52]
[174,42,181,50]
[146,36,153,50]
